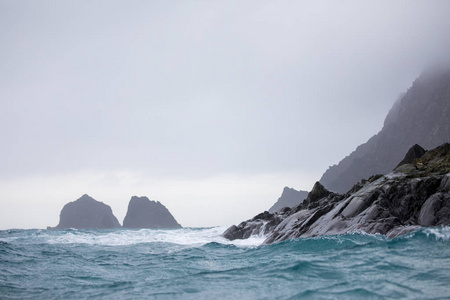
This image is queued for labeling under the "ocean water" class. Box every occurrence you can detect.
[1,227,450,299]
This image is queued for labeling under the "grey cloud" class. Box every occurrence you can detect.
[2,0,450,180]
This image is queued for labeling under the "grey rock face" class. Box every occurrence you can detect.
[320,69,450,194]
[222,210,285,240]
[268,187,308,213]
[224,144,450,244]
[418,193,446,226]
[123,196,182,229]
[51,194,121,229]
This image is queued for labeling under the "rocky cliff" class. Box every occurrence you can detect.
[223,143,450,244]
[320,68,450,194]
[123,196,182,229]
[50,194,121,229]
[268,187,308,213]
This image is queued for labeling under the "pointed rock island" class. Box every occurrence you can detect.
[123,196,182,229]
[50,194,121,229]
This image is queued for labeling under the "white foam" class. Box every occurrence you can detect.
[424,226,450,241]
[37,227,265,248]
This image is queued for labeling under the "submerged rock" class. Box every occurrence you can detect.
[224,144,450,244]
[50,194,121,229]
[123,196,182,229]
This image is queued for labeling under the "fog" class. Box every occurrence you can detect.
[1,1,450,228]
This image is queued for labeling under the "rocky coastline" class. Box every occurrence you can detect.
[223,143,450,244]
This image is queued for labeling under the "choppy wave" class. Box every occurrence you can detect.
[1,227,450,299]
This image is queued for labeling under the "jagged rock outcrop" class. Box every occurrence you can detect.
[268,187,308,213]
[50,194,121,229]
[395,144,426,168]
[223,144,450,244]
[123,196,182,229]
[320,68,450,194]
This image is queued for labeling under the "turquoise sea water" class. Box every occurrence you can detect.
[1,227,450,299]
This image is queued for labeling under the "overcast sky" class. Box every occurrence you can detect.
[1,1,450,229]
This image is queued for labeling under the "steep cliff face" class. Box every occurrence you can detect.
[268,187,308,213]
[51,194,121,229]
[123,196,182,229]
[223,144,450,244]
[320,69,450,194]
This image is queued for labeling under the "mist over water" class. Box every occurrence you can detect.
[1,227,450,299]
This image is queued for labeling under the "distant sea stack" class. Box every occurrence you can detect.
[50,194,121,229]
[268,187,308,213]
[320,68,450,194]
[123,196,182,229]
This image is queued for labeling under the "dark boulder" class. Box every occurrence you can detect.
[50,194,121,229]
[418,193,450,226]
[123,196,182,229]
[222,225,246,240]
[222,210,286,241]
[303,182,336,208]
